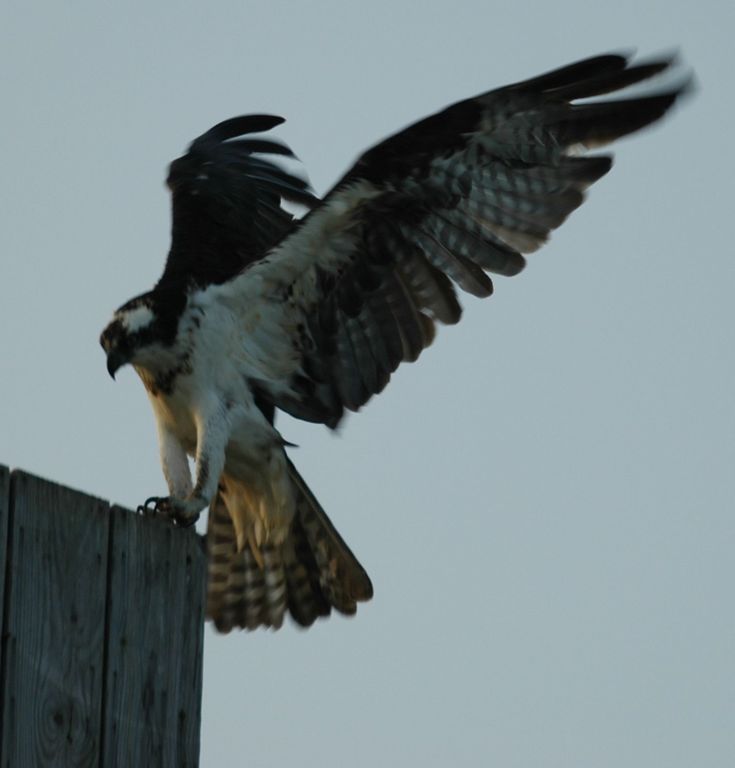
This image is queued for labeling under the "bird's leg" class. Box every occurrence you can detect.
[158,421,194,498]
[137,419,197,526]
[161,400,229,527]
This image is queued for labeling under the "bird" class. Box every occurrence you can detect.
[100,52,690,632]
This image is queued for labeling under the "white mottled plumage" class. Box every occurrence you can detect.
[100,52,689,631]
[139,292,294,547]
[120,304,155,334]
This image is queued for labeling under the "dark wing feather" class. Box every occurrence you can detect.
[157,115,319,290]
[222,53,690,428]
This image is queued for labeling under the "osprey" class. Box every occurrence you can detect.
[101,53,689,631]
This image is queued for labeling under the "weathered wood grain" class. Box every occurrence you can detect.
[0,471,110,768]
[0,464,9,638]
[0,469,207,767]
[101,506,206,768]
[0,465,9,730]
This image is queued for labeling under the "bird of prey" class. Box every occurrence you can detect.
[100,52,689,632]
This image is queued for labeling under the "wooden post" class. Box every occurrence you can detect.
[0,466,206,768]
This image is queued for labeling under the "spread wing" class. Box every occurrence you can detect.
[214,53,690,428]
[157,114,319,291]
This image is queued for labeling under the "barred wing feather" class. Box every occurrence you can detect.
[219,53,689,428]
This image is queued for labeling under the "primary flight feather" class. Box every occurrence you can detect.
[100,52,689,631]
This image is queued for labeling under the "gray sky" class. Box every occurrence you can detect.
[2,1,733,766]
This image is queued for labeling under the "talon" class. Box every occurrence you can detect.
[137,496,159,515]
[136,496,171,517]
[173,511,200,529]
[135,495,201,528]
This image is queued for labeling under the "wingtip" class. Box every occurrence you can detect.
[631,47,696,100]
[191,114,287,149]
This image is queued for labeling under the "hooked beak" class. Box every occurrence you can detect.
[106,349,127,380]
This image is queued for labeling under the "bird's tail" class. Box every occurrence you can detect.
[206,460,373,632]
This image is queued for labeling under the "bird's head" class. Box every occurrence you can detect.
[100,293,178,379]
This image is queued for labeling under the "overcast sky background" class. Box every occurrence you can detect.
[1,2,733,766]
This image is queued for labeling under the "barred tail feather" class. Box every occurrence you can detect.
[205,462,372,632]
[286,458,374,615]
[206,495,288,631]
